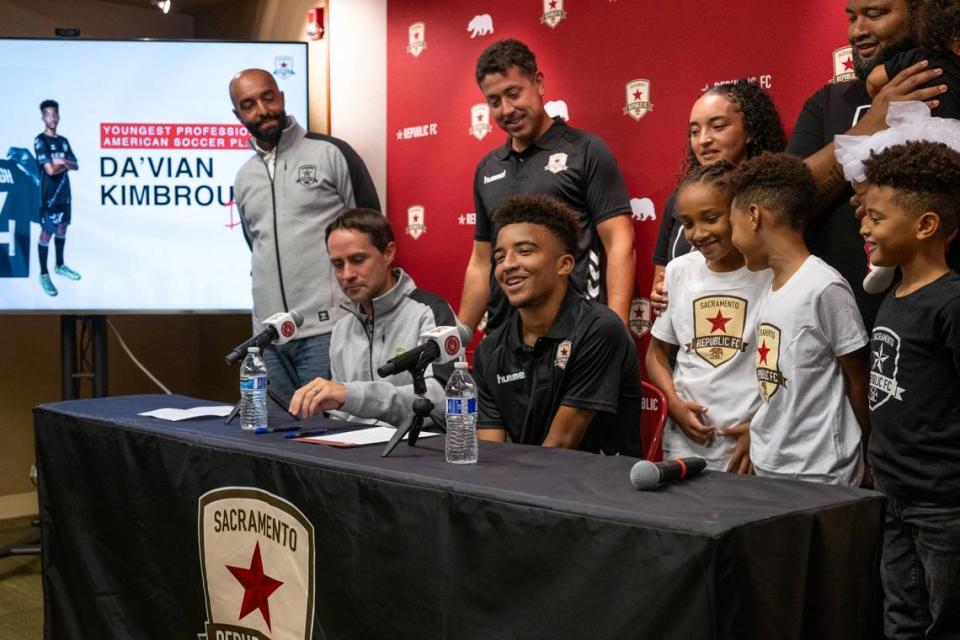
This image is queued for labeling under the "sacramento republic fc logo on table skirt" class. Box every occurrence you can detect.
[197,488,316,640]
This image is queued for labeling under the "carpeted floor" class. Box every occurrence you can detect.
[0,517,43,639]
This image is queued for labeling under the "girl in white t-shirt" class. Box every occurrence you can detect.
[645,161,772,472]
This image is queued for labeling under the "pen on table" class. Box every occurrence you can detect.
[254,425,302,434]
[285,428,328,439]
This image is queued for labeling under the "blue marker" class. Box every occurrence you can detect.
[254,425,301,434]
[285,428,328,439]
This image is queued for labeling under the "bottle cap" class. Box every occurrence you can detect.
[247,346,260,354]
[454,361,468,370]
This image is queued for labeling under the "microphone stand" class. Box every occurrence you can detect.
[382,354,437,457]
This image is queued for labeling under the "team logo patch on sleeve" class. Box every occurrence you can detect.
[555,339,572,369]
[686,296,748,367]
[831,46,856,84]
[756,323,787,401]
[469,104,492,140]
[407,22,427,57]
[869,326,906,410]
[296,165,318,185]
[624,79,654,121]
[197,487,316,640]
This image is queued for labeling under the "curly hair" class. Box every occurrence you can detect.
[862,140,960,237]
[491,193,582,256]
[678,79,787,183]
[39,99,59,112]
[475,39,538,84]
[678,159,737,203]
[916,0,960,54]
[727,152,815,230]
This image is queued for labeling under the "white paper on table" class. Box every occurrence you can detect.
[138,406,234,421]
[297,426,440,447]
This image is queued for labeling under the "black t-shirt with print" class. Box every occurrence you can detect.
[868,271,960,502]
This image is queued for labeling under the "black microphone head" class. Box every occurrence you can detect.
[629,460,661,490]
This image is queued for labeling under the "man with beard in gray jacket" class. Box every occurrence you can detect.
[288,208,464,428]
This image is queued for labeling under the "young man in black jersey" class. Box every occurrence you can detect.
[34,99,80,296]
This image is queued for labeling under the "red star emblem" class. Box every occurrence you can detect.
[476,113,484,122]
[412,214,419,222]
[549,0,557,8]
[632,89,643,101]
[757,340,770,365]
[280,62,287,68]
[708,310,731,333]
[842,57,854,71]
[560,346,569,357]
[633,305,643,319]
[226,542,284,631]
[414,32,420,40]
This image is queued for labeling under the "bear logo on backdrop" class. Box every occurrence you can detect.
[630,197,656,222]
[544,100,569,121]
[624,79,654,121]
[467,14,494,38]
[832,45,856,84]
[407,22,427,57]
[196,488,316,640]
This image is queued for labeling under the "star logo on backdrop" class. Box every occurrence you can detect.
[407,22,427,57]
[540,0,567,28]
[832,46,857,83]
[624,79,653,121]
[470,103,493,140]
[226,543,284,631]
[708,310,731,333]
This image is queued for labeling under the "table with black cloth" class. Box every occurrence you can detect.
[34,394,884,640]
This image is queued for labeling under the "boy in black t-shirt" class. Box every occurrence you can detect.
[860,140,960,639]
[34,99,80,297]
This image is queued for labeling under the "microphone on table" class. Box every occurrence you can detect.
[629,457,707,490]
[224,310,304,365]
[377,325,470,377]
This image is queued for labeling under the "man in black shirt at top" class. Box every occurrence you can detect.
[474,194,641,456]
[34,99,80,297]
[459,39,635,335]
[787,0,946,328]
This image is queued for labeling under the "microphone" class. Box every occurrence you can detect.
[629,457,707,490]
[377,325,469,377]
[225,310,304,365]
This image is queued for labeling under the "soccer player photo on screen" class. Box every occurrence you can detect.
[34,99,80,297]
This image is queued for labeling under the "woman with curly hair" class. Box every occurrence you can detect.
[867,0,960,117]
[650,80,786,309]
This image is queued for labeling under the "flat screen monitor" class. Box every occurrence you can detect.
[0,38,308,313]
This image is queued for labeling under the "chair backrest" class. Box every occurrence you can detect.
[639,380,668,462]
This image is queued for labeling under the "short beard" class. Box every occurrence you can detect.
[852,38,914,80]
[246,111,287,147]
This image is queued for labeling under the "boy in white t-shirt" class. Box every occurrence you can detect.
[646,161,771,472]
[727,153,871,486]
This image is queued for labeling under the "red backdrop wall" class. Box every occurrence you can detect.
[386,1,851,321]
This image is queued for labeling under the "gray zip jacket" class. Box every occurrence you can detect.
[234,117,380,337]
[332,268,462,428]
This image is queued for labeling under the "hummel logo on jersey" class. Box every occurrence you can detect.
[484,170,506,184]
[496,371,526,384]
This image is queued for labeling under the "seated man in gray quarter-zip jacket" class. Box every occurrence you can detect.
[288,208,468,429]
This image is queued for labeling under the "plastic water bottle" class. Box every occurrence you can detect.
[240,347,268,431]
[445,361,478,464]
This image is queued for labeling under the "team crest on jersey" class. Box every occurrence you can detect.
[555,339,572,369]
[832,46,856,83]
[296,165,318,185]
[273,56,295,79]
[469,103,493,140]
[686,296,748,367]
[545,152,568,174]
[540,0,567,28]
[407,205,426,239]
[756,323,787,401]
[407,22,427,57]
[869,326,907,410]
[623,79,654,121]
[629,297,652,338]
[197,487,316,640]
